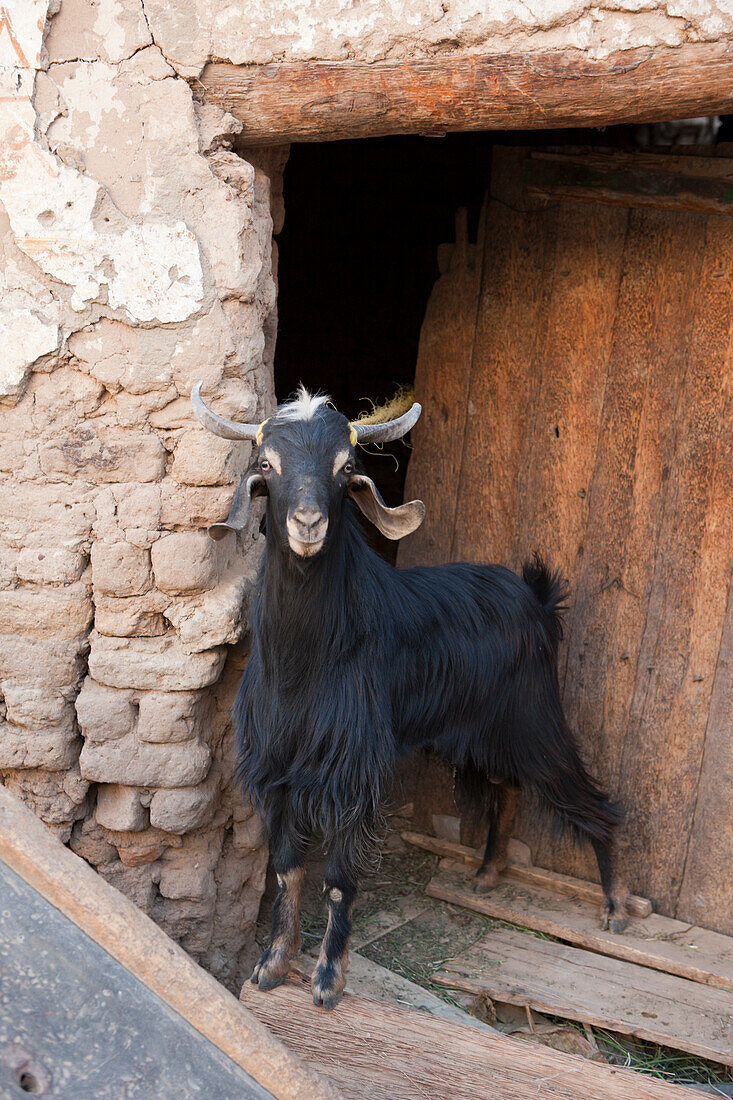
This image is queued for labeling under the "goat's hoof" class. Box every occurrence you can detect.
[600,905,629,934]
[608,915,629,934]
[251,947,290,991]
[474,865,501,894]
[311,964,346,1011]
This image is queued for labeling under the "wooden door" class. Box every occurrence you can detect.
[400,147,733,934]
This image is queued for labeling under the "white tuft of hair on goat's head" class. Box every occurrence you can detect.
[275,385,332,423]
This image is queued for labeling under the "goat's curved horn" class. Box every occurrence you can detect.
[351,402,422,445]
[191,381,262,441]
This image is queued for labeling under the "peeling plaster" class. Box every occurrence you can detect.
[0,308,59,395]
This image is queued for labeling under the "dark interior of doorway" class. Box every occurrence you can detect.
[273,133,492,555]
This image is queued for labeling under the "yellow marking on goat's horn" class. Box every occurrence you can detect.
[349,424,358,446]
[255,419,269,446]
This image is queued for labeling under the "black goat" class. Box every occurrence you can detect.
[192,383,627,1010]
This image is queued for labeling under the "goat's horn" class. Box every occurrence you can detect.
[351,402,422,444]
[191,381,262,441]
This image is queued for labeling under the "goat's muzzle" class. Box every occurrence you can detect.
[287,507,329,557]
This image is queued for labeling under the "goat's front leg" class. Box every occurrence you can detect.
[251,823,306,992]
[311,855,356,1010]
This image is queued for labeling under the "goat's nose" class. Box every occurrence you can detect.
[292,507,324,533]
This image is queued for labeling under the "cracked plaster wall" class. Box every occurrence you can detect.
[143,0,733,74]
[2,0,732,986]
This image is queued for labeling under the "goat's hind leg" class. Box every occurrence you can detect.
[311,852,356,1010]
[592,837,629,934]
[475,782,520,894]
[251,815,306,992]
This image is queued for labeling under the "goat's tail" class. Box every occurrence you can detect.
[522,553,568,648]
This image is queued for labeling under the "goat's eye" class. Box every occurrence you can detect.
[260,459,270,471]
[342,462,353,476]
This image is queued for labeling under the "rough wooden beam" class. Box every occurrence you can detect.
[200,42,733,145]
[240,971,691,1099]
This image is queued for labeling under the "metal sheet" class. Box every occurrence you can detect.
[0,859,274,1099]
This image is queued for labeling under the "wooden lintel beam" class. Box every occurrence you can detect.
[200,42,733,145]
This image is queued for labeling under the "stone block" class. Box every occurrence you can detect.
[151,531,217,596]
[2,684,71,729]
[0,585,93,641]
[88,631,226,691]
[0,721,80,771]
[39,428,166,484]
[17,547,86,585]
[1,765,89,828]
[91,541,152,597]
[94,595,167,638]
[98,862,157,912]
[114,484,162,532]
[75,678,136,742]
[68,319,175,395]
[136,690,202,744]
[0,636,85,690]
[149,771,219,834]
[158,863,216,902]
[79,731,211,788]
[96,784,147,832]
[170,429,245,487]
[0,485,95,551]
[159,482,235,527]
[164,570,248,653]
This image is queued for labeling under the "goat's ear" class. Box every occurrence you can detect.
[208,473,267,540]
[348,474,425,540]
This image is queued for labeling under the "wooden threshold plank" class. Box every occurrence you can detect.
[433,928,733,1066]
[428,867,733,992]
[240,971,691,1099]
[401,830,652,917]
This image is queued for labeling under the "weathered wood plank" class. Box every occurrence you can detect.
[399,207,484,568]
[240,971,691,1099]
[0,861,275,1100]
[525,154,733,215]
[427,867,733,991]
[451,149,559,565]
[615,216,733,919]
[434,928,733,1066]
[511,195,627,628]
[401,830,652,916]
[202,42,733,145]
[555,206,708,888]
